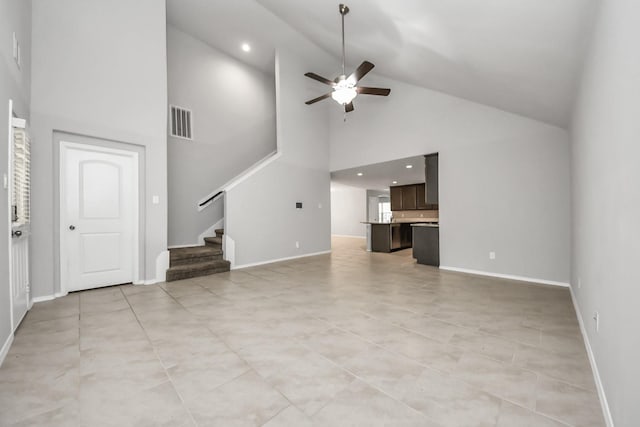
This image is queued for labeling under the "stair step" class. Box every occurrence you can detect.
[166,259,230,282]
[215,228,224,237]
[170,246,222,267]
[204,236,223,247]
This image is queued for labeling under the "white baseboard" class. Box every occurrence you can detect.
[32,295,55,303]
[132,280,158,286]
[331,234,366,239]
[0,333,14,367]
[155,250,169,283]
[232,250,332,270]
[31,292,67,304]
[438,266,569,288]
[569,286,614,427]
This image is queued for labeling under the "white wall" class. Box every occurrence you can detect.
[570,1,640,425]
[225,47,333,268]
[30,0,168,297]
[167,26,276,246]
[0,0,31,360]
[331,184,366,237]
[330,76,571,284]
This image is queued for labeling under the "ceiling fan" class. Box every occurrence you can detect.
[304,4,390,114]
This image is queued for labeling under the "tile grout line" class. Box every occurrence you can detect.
[153,281,304,422]
[118,285,200,427]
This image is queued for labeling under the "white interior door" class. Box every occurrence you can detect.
[60,142,138,293]
[9,114,30,331]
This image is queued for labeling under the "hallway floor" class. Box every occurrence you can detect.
[0,237,604,426]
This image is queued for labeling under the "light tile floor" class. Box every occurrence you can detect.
[0,237,604,426]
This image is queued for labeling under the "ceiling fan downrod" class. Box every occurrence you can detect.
[339,4,349,77]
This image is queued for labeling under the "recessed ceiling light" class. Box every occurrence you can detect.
[405,165,413,169]
[241,43,251,52]
[392,181,398,184]
[357,172,363,176]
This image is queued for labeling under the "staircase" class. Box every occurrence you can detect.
[166,229,230,281]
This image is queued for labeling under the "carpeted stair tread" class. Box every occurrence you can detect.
[215,228,224,236]
[166,259,230,282]
[204,236,223,246]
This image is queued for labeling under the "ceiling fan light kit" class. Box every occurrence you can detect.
[331,80,357,105]
[304,3,390,114]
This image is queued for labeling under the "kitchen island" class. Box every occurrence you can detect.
[363,222,412,253]
[411,223,440,266]
[362,221,438,253]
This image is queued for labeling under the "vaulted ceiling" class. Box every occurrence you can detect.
[167,0,599,128]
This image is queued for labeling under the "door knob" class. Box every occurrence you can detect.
[12,230,22,238]
[69,225,76,230]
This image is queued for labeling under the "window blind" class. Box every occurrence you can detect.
[12,128,30,225]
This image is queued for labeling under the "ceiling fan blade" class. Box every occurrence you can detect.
[304,72,336,86]
[357,87,391,96]
[305,93,332,105]
[345,102,354,113]
[347,61,374,84]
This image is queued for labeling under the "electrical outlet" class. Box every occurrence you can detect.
[295,241,299,249]
[489,251,496,260]
[593,312,600,332]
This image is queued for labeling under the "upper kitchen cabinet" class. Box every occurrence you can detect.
[389,154,438,211]
[425,154,439,204]
[390,186,403,211]
[416,183,427,209]
[402,185,417,210]
[390,184,418,210]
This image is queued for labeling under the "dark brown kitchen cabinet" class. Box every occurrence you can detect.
[371,223,413,253]
[425,154,439,204]
[391,184,418,210]
[402,185,417,210]
[390,186,403,211]
[416,183,427,209]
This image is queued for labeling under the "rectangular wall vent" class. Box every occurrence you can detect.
[169,105,193,140]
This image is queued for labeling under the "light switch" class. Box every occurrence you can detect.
[152,195,159,204]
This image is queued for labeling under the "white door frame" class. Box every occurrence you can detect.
[6,99,16,331]
[59,141,140,294]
